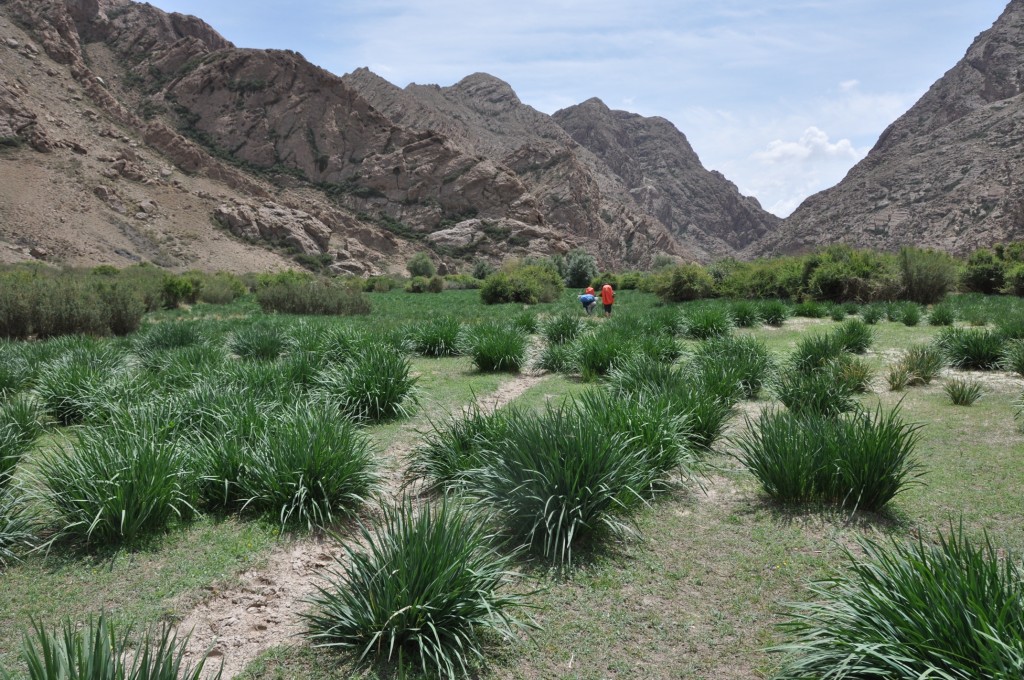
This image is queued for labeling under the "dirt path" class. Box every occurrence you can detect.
[177,371,551,678]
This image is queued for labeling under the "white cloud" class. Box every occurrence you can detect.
[753,127,865,164]
[839,79,860,91]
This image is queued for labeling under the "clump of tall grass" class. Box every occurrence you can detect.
[0,341,33,399]
[303,498,534,679]
[832,318,874,354]
[774,369,859,417]
[576,327,636,380]
[944,378,983,406]
[828,305,847,322]
[541,311,585,345]
[34,405,197,546]
[772,526,1024,680]
[928,303,956,326]
[467,402,651,565]
[410,316,463,357]
[830,354,874,394]
[887,363,912,391]
[730,301,762,328]
[758,299,789,326]
[792,301,826,318]
[634,334,682,363]
[17,612,221,679]
[228,323,289,361]
[32,344,128,425]
[407,403,516,493]
[133,321,209,353]
[996,314,1024,340]
[0,487,35,567]
[938,327,1006,370]
[137,344,227,390]
[896,343,945,386]
[511,310,539,334]
[238,402,379,529]
[899,302,922,326]
[256,277,371,316]
[790,333,846,374]
[734,405,922,511]
[680,305,733,339]
[1001,339,1024,377]
[534,341,579,374]
[690,336,775,400]
[317,346,418,422]
[859,304,883,325]
[0,396,46,488]
[463,322,528,373]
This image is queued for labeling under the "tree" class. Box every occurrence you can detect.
[406,252,436,279]
[562,249,598,288]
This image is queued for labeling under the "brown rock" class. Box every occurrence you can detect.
[214,202,331,255]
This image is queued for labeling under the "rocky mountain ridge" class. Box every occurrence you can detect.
[756,0,1024,257]
[0,0,778,274]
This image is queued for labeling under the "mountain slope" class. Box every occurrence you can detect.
[756,0,1024,257]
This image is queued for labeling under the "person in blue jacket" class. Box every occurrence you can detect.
[578,287,597,315]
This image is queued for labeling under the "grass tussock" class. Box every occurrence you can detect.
[464,322,528,373]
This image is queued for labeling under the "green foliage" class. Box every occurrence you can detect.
[1003,262,1024,296]
[17,612,220,680]
[464,322,528,373]
[541,311,585,345]
[471,259,494,280]
[404,276,431,293]
[1002,339,1024,377]
[792,301,826,318]
[576,326,637,380]
[363,275,398,292]
[427,275,445,293]
[938,327,1006,370]
[894,343,946,387]
[228,323,288,361]
[406,252,437,279]
[563,249,599,287]
[831,318,874,354]
[790,332,846,374]
[0,396,46,489]
[0,488,34,567]
[33,344,127,426]
[899,302,922,326]
[303,499,533,678]
[773,526,1024,679]
[317,346,418,422]
[681,304,733,339]
[758,299,789,326]
[730,300,762,328]
[196,272,247,304]
[534,341,579,374]
[690,336,776,400]
[928,303,956,326]
[35,405,197,546]
[961,249,1006,295]
[256,278,371,316]
[238,402,379,529]
[410,316,463,357]
[860,304,884,324]
[898,246,957,304]
[480,263,563,305]
[945,378,983,406]
[774,368,859,418]
[734,405,922,511]
[830,353,875,394]
[651,264,715,302]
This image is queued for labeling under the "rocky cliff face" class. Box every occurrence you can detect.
[756,0,1024,257]
[554,98,779,259]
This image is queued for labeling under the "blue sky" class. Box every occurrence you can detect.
[151,0,1008,216]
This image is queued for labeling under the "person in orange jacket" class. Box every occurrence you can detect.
[600,283,615,317]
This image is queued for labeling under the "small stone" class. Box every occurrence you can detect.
[5,38,19,49]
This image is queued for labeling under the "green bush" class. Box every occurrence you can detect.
[317,346,418,422]
[404,276,431,293]
[0,396,46,489]
[406,252,437,278]
[576,326,637,380]
[480,264,564,305]
[734,405,922,511]
[471,259,494,280]
[772,526,1024,679]
[17,612,220,680]
[830,353,875,394]
[256,278,371,316]
[792,301,826,318]
[534,341,579,374]
[303,498,533,678]
[463,322,528,373]
[1002,339,1024,377]
[238,402,379,529]
[197,272,247,304]
[563,249,599,287]
[33,344,126,426]
[898,246,957,304]
[899,302,922,326]
[960,248,1005,295]
[1003,262,1024,296]
[160,274,198,309]
[35,405,197,546]
[0,486,34,567]
[652,264,715,302]
[442,273,481,290]
[791,332,846,374]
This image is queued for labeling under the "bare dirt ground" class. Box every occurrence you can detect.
[176,370,551,678]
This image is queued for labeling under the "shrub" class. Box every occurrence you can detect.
[730,300,762,328]
[898,246,957,304]
[427,275,445,293]
[239,403,379,529]
[18,612,220,680]
[960,248,1005,295]
[690,336,775,400]
[1003,262,1024,296]
[317,346,418,422]
[463,322,528,373]
[480,264,563,305]
[928,303,956,326]
[228,323,288,361]
[944,378,983,406]
[471,259,494,280]
[466,403,650,565]
[303,499,533,678]
[681,305,733,339]
[161,274,198,309]
[197,272,247,304]
[652,264,715,302]
[542,311,585,345]
[734,405,922,511]
[758,299,788,326]
[772,526,1024,679]
[511,310,539,334]
[563,249,599,287]
[406,252,437,278]
[35,405,197,546]
[94,280,146,336]
[256,278,371,316]
[134,321,209,352]
[404,276,431,293]
[832,318,874,354]
[939,327,1006,370]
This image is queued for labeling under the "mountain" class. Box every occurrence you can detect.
[754,0,1024,257]
[0,0,775,273]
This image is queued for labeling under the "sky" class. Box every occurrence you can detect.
[150,0,1009,217]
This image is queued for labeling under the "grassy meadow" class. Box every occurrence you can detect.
[1,287,1023,679]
